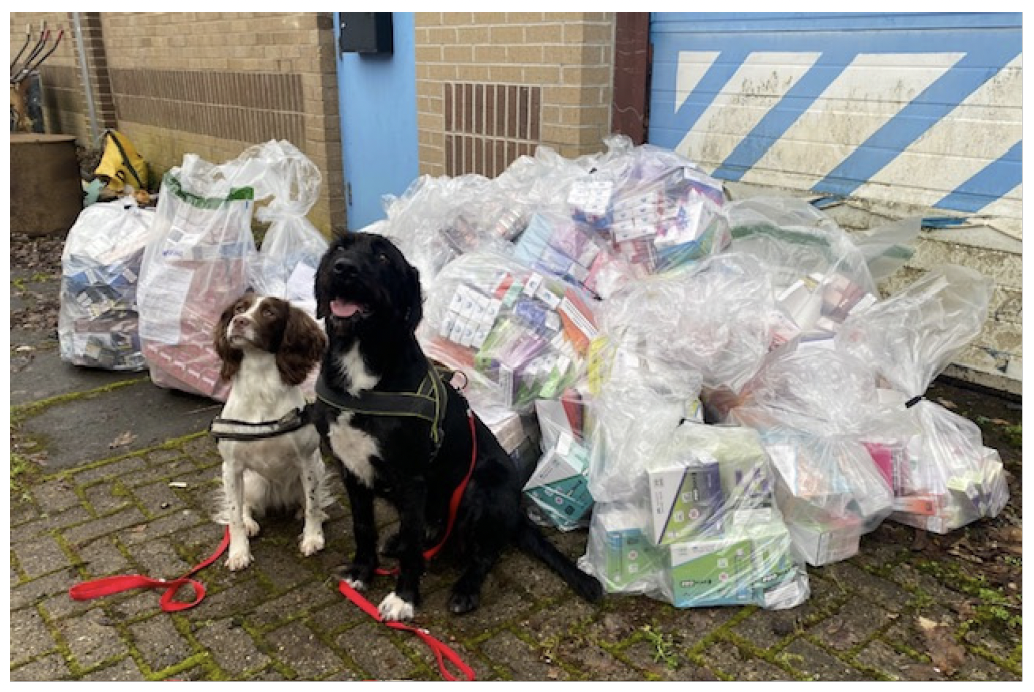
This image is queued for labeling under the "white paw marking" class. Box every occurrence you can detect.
[378,592,415,621]
[344,577,367,591]
[299,531,325,556]
[226,548,253,571]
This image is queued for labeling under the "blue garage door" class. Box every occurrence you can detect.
[648,13,1021,219]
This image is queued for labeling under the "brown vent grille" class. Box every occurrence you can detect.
[444,83,541,178]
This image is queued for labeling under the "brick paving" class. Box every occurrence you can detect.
[9,261,1023,681]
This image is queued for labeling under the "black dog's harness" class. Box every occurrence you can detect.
[313,359,452,451]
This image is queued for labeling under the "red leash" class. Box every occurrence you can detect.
[338,410,478,681]
[69,527,230,612]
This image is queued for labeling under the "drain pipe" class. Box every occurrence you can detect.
[72,12,100,144]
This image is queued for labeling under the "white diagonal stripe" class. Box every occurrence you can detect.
[676,51,721,113]
[852,55,1022,212]
[675,52,822,174]
[740,52,965,187]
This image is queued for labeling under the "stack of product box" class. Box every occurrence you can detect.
[523,396,594,530]
[420,254,598,411]
[582,424,809,610]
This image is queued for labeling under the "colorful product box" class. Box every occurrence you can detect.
[649,462,724,545]
[785,513,863,566]
[602,523,663,590]
[669,535,755,607]
[523,432,594,529]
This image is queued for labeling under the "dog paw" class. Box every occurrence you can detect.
[299,532,325,556]
[226,549,253,571]
[244,517,261,537]
[448,590,481,615]
[333,564,371,590]
[378,592,415,621]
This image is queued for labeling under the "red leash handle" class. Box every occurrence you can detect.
[337,580,476,681]
[69,527,230,612]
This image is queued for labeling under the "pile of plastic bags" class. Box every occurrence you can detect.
[60,140,328,401]
[383,135,1009,611]
[59,134,1009,612]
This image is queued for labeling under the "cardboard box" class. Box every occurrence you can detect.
[785,513,862,566]
[669,535,754,607]
[600,515,663,590]
[523,432,594,527]
[649,462,724,545]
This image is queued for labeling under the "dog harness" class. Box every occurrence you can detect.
[208,407,311,441]
[313,359,451,451]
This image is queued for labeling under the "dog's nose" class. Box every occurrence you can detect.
[333,256,357,276]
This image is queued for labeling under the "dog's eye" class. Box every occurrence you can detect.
[262,307,276,319]
[234,303,248,314]
[377,253,390,263]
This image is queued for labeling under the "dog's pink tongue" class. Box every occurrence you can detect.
[331,299,362,318]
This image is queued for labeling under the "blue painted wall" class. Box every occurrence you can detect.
[336,12,419,231]
[648,13,1022,218]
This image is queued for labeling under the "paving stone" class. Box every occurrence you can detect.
[421,576,537,639]
[11,533,71,581]
[396,630,498,681]
[72,456,149,486]
[825,562,913,613]
[80,656,145,681]
[246,581,340,629]
[83,482,134,516]
[778,639,867,681]
[480,629,571,680]
[117,509,204,544]
[125,537,194,578]
[128,616,194,674]
[9,653,74,681]
[263,620,348,680]
[191,577,269,621]
[700,641,794,681]
[193,618,270,677]
[124,457,197,487]
[17,505,94,539]
[335,622,418,680]
[954,651,1021,681]
[28,478,82,514]
[496,549,570,601]
[10,607,58,666]
[57,607,130,670]
[553,638,641,680]
[304,596,373,636]
[69,535,132,579]
[807,606,896,652]
[623,640,719,680]
[665,606,739,649]
[11,571,80,611]
[132,481,187,519]
[729,608,801,651]
[62,507,148,547]
[854,640,939,681]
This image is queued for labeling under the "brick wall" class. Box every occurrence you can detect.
[9,12,89,139]
[9,12,345,236]
[415,12,616,177]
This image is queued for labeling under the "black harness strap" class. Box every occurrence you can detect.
[209,407,311,442]
[314,360,450,450]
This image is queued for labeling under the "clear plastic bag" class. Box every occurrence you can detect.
[727,349,904,563]
[835,265,1008,533]
[137,154,257,400]
[58,199,158,370]
[239,140,329,319]
[727,197,878,342]
[595,253,786,394]
[523,392,595,531]
[417,251,599,411]
[579,422,809,609]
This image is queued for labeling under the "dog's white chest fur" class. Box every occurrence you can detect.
[327,343,382,488]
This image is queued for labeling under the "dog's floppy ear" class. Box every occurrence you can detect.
[214,298,243,382]
[403,261,424,333]
[276,305,328,387]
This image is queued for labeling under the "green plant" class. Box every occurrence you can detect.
[640,625,679,670]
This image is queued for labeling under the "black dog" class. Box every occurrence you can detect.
[312,231,603,621]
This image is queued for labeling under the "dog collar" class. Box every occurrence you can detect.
[209,407,311,441]
[314,360,450,449]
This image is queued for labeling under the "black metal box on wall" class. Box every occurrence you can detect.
[339,13,393,54]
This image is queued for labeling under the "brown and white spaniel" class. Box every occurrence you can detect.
[212,292,329,571]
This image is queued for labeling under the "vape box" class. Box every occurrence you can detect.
[649,462,724,545]
[523,432,594,527]
[785,513,863,566]
[669,535,754,608]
